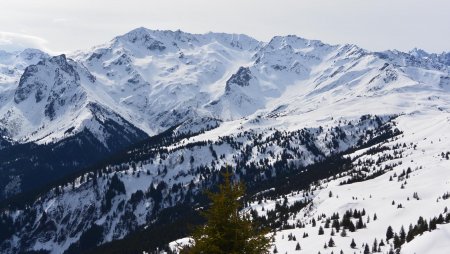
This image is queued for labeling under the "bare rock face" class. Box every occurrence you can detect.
[225,67,253,92]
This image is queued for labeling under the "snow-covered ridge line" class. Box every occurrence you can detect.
[250,113,450,254]
[0,27,449,253]
[0,114,398,254]
[1,27,449,145]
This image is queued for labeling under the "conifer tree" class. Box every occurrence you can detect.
[340,227,347,237]
[406,224,414,242]
[318,226,324,235]
[393,234,401,249]
[399,226,406,244]
[357,217,364,229]
[363,244,370,254]
[183,171,272,254]
[372,238,378,252]
[386,226,394,241]
[350,238,357,249]
[328,237,335,247]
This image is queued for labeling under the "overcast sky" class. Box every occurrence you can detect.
[1,0,449,54]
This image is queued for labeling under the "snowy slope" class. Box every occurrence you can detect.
[1,28,449,145]
[72,28,262,134]
[0,27,450,254]
[0,49,49,92]
[0,114,397,254]
[165,114,450,254]
[255,112,450,254]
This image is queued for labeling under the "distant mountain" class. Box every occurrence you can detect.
[0,28,449,254]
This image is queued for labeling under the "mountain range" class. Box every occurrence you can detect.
[0,27,449,254]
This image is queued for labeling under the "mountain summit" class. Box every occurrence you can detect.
[0,28,449,254]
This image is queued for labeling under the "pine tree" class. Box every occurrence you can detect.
[340,227,347,237]
[363,244,370,254]
[386,226,394,241]
[348,221,356,232]
[357,217,364,229]
[372,238,378,252]
[328,237,335,247]
[406,224,414,242]
[318,226,324,235]
[183,171,272,254]
[295,242,301,250]
[350,238,357,249]
[393,234,401,249]
[399,226,406,244]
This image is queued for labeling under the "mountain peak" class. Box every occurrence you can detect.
[409,47,430,58]
[1,27,450,254]
[111,27,261,54]
[13,53,88,123]
[266,35,329,50]
[18,48,48,59]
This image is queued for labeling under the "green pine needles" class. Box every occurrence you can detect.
[182,170,273,254]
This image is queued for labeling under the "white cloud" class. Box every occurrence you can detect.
[0,31,52,53]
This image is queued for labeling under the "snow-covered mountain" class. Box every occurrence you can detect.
[251,112,450,254]
[2,28,449,144]
[0,27,449,254]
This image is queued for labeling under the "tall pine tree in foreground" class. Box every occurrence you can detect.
[183,171,272,254]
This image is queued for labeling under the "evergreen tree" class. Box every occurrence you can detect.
[406,224,414,242]
[372,238,378,252]
[399,226,406,244]
[363,244,370,254]
[318,226,324,235]
[340,227,347,237]
[295,242,301,251]
[350,238,357,249]
[393,234,401,249]
[386,226,394,241]
[357,217,364,229]
[348,221,356,232]
[183,171,272,254]
[328,237,335,247]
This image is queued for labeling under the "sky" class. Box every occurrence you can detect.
[0,0,449,54]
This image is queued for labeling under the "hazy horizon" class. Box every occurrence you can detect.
[1,0,449,54]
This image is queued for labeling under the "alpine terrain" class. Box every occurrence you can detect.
[0,28,449,254]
